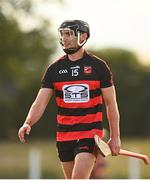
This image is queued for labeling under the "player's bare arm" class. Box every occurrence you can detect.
[18,88,53,143]
[101,85,121,155]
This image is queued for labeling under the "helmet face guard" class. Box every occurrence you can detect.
[58,28,76,43]
[58,28,87,48]
[59,24,79,36]
[58,20,90,54]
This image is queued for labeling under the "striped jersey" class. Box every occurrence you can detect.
[41,51,113,141]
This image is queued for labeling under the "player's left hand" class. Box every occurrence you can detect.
[107,136,121,156]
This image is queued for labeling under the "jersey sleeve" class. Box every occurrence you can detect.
[41,65,54,89]
[100,61,114,88]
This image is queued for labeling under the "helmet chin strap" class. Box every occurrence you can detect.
[63,47,80,55]
[63,32,87,55]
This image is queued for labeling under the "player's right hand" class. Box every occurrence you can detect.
[18,123,31,143]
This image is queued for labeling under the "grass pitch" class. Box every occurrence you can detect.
[0,138,149,178]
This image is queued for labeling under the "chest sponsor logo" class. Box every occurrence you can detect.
[63,84,89,103]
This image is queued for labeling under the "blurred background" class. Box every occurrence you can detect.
[0,0,150,178]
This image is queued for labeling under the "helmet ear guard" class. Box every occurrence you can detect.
[77,31,87,46]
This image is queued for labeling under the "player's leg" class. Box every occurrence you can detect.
[71,138,97,179]
[60,161,74,179]
[56,140,76,179]
[71,152,96,179]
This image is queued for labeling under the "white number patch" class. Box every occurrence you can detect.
[71,69,79,76]
[63,84,90,103]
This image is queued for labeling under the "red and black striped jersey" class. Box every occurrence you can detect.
[41,51,113,141]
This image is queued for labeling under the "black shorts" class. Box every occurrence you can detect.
[56,138,97,162]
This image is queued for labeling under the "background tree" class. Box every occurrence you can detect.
[90,48,150,137]
[0,0,149,139]
[0,0,57,139]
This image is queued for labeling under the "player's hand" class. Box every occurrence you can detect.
[107,136,121,156]
[18,123,31,143]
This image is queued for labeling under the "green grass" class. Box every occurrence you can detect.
[106,138,150,178]
[0,140,63,178]
[0,138,149,178]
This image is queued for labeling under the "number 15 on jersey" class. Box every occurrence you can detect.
[71,69,79,76]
